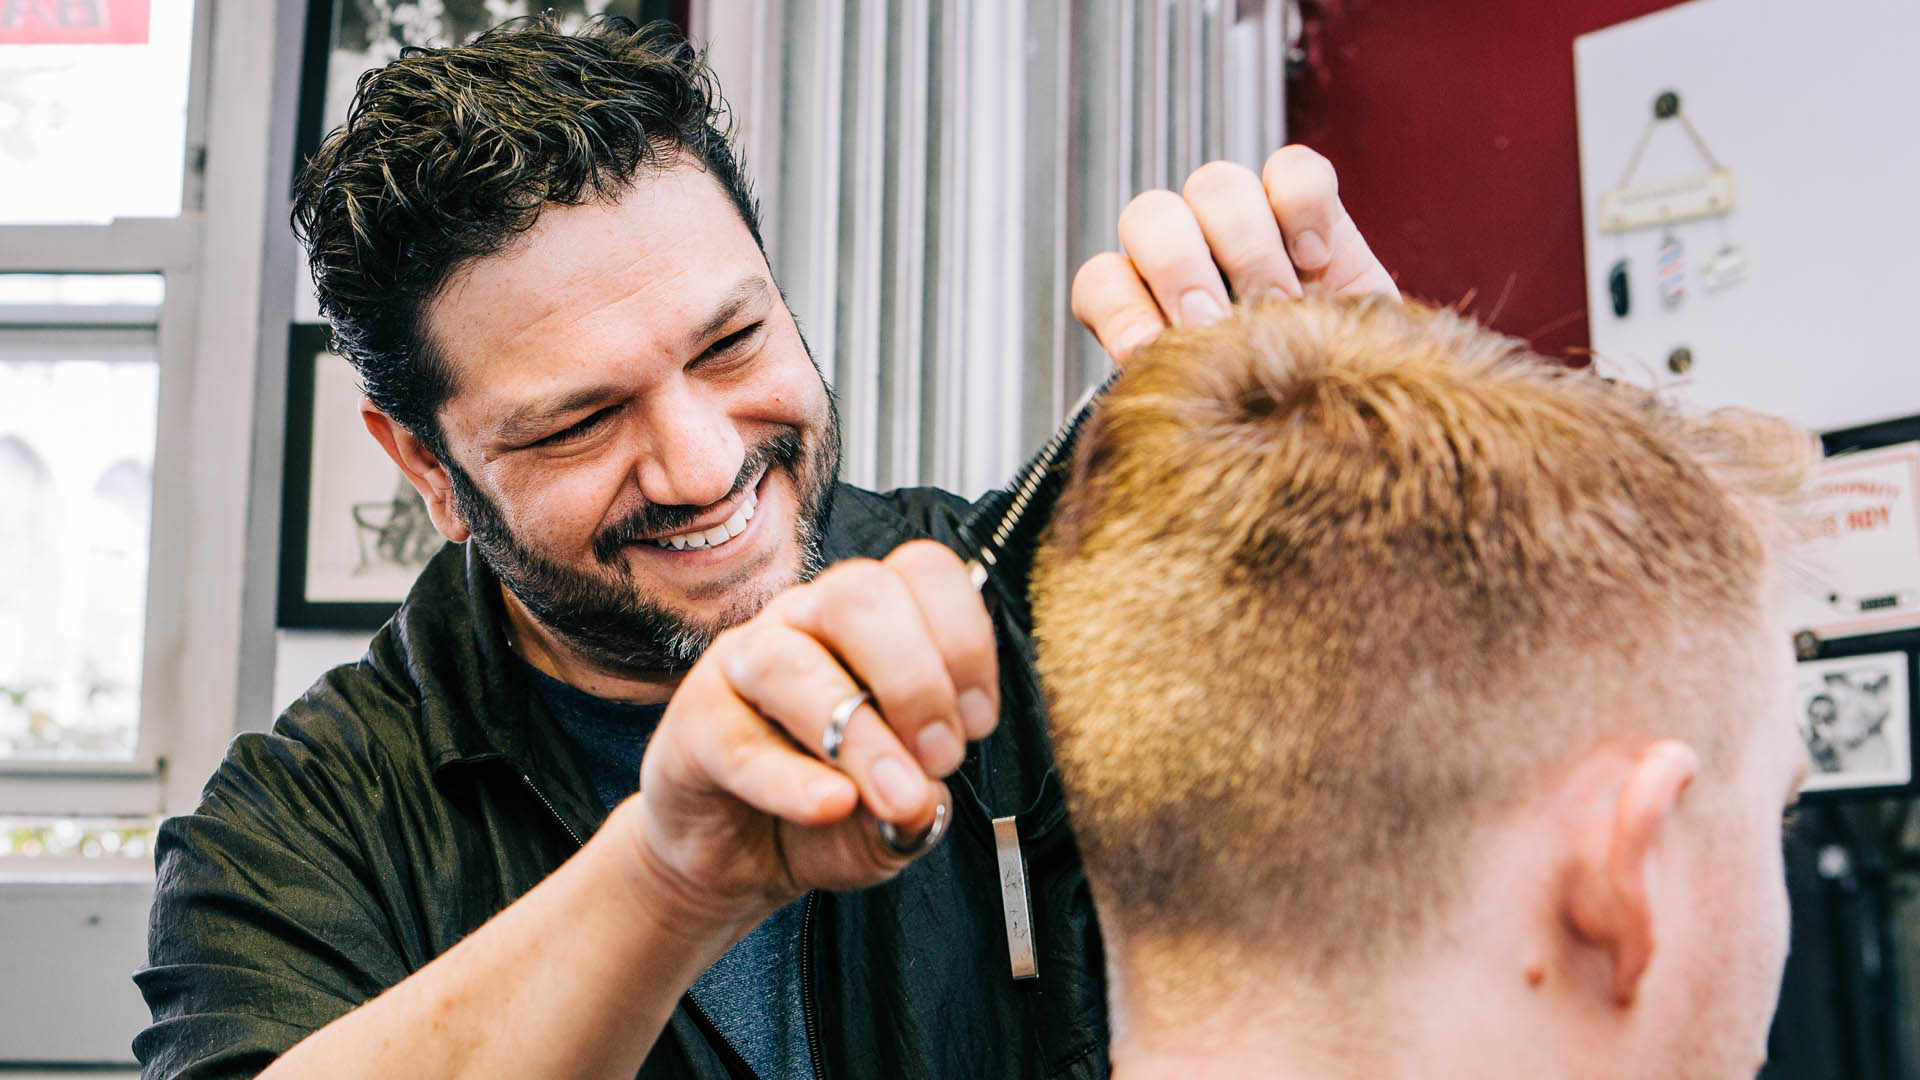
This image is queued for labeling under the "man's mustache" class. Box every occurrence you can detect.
[591,429,806,564]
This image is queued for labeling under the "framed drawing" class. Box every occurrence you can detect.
[1794,637,1916,798]
[294,0,681,168]
[279,324,444,629]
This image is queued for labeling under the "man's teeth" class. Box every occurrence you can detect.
[656,487,759,551]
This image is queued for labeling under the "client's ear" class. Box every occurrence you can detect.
[1563,739,1700,1007]
[362,399,471,543]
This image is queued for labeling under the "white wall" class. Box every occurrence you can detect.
[1576,0,1920,432]
[270,629,375,720]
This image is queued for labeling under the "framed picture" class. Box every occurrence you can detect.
[278,324,444,629]
[1794,638,1916,797]
[294,0,680,168]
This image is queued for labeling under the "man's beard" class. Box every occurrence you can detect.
[449,412,841,676]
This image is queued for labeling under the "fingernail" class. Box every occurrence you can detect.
[1291,229,1330,270]
[959,688,997,740]
[1178,289,1226,327]
[915,723,964,775]
[1114,321,1161,357]
[1268,283,1301,303]
[872,756,923,816]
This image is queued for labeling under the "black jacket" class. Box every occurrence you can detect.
[135,484,1110,1080]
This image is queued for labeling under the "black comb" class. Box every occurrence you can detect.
[959,368,1121,597]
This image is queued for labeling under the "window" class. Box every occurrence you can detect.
[0,277,162,761]
[0,0,199,224]
[0,0,203,831]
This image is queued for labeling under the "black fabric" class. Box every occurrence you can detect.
[522,659,661,814]
[135,483,1110,1080]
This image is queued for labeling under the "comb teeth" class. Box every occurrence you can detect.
[962,368,1120,583]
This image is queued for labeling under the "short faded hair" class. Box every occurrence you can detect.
[1032,297,1809,988]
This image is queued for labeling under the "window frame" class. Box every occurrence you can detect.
[0,0,305,1064]
[0,0,306,835]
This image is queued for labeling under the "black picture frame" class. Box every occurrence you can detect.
[278,324,439,630]
[1791,412,1920,800]
[292,0,686,176]
[281,0,694,628]
[1794,630,1918,801]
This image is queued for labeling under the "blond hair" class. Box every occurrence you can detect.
[1032,297,1809,987]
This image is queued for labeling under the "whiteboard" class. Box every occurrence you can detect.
[1575,0,1920,432]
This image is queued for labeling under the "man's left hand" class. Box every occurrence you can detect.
[1071,145,1399,363]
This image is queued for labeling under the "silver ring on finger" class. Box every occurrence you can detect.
[879,800,949,857]
[822,689,870,763]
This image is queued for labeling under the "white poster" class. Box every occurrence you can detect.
[1795,652,1912,794]
[1784,442,1920,640]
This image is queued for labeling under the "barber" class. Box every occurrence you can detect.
[135,17,1396,1080]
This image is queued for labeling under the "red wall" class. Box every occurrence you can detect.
[1286,0,1687,361]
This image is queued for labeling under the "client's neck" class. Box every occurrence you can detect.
[1107,1006,1405,1080]
[1104,946,1561,1080]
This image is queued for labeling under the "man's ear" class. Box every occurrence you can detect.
[1563,739,1701,1007]
[360,398,471,543]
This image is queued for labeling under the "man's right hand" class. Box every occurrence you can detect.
[621,538,1000,936]
[259,540,998,1080]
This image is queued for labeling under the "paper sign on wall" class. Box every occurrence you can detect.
[1785,442,1920,639]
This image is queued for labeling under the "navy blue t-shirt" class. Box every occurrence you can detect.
[523,661,816,1080]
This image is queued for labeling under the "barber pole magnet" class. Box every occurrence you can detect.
[1656,234,1685,308]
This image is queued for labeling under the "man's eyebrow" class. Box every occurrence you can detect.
[486,279,773,445]
[689,277,772,348]
[489,383,627,445]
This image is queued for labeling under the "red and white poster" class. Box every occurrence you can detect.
[1785,441,1920,640]
[0,0,150,45]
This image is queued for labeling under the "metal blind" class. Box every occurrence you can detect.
[696,0,1290,497]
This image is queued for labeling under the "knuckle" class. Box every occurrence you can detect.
[813,559,891,613]
[720,727,767,781]
[814,563,905,636]
[870,647,955,713]
[762,580,818,624]
[1116,188,1185,236]
[1264,144,1339,203]
[955,622,997,676]
[721,625,794,688]
[1181,159,1259,203]
[1071,252,1137,320]
[883,538,964,579]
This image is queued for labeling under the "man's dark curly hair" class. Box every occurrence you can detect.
[291,15,761,454]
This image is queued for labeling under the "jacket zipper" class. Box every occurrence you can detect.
[519,773,584,847]
[801,889,825,1079]
[682,993,764,1080]
[518,772,763,1080]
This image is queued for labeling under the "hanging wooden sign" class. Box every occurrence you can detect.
[1598,168,1737,233]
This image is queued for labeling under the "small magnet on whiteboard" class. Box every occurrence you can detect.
[1702,243,1748,293]
[1656,234,1685,308]
[1607,259,1630,318]
[1794,629,1821,660]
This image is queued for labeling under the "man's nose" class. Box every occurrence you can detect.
[634,389,746,510]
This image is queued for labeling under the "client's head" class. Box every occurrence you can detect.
[1032,297,1814,1080]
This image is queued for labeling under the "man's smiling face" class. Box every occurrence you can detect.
[415,162,839,676]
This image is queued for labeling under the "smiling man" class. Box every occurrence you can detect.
[134,15,1397,1080]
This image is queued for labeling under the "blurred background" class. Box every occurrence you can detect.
[0,0,1914,1074]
